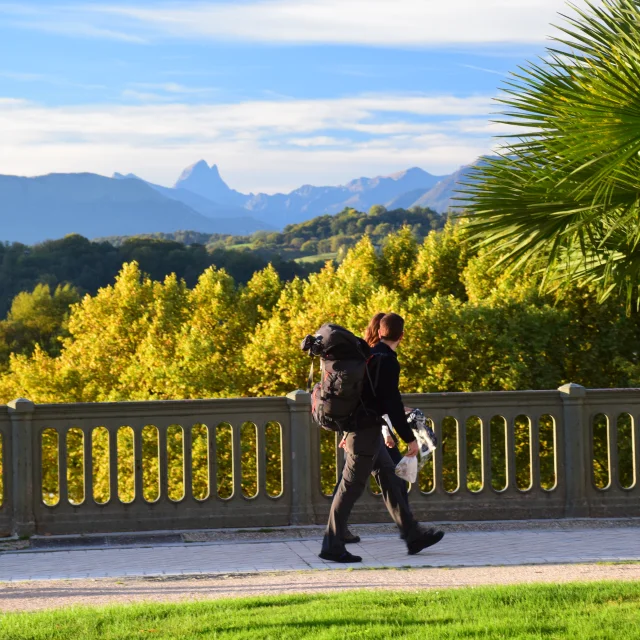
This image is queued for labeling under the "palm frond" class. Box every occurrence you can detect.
[459,0,640,310]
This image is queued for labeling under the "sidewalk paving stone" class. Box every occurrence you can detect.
[1,527,639,582]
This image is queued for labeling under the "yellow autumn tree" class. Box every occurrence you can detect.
[243,237,404,397]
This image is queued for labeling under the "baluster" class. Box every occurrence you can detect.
[184,424,193,501]
[0,430,4,507]
[506,416,517,491]
[84,427,93,505]
[458,417,467,493]
[434,417,445,494]
[209,423,217,500]
[108,427,118,504]
[134,427,143,504]
[232,422,243,499]
[158,425,169,501]
[54,428,66,506]
[531,415,541,491]
[482,415,491,492]
[257,422,267,497]
[634,413,640,491]
[609,414,618,490]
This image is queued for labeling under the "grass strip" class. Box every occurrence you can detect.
[1,581,640,639]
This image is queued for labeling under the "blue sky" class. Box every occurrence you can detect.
[0,0,582,193]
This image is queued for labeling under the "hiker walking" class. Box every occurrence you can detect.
[302,313,444,563]
[332,313,408,546]
[362,312,410,478]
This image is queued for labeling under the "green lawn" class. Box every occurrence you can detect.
[227,243,255,250]
[295,252,337,263]
[2,582,640,639]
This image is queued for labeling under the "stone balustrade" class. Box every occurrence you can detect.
[1,384,638,537]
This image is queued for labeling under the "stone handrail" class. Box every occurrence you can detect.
[0,384,638,537]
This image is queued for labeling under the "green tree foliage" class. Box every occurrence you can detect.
[99,207,445,265]
[379,226,419,292]
[0,234,310,317]
[462,0,640,309]
[205,206,445,259]
[2,221,638,499]
[3,222,639,401]
[407,220,470,299]
[0,283,80,369]
[243,237,404,397]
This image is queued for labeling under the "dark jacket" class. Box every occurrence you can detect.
[361,341,415,443]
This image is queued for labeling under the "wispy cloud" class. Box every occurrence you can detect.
[161,70,222,78]
[130,82,216,95]
[91,0,585,45]
[2,0,587,46]
[10,19,147,43]
[459,64,508,77]
[0,3,148,43]
[288,136,345,147]
[0,92,497,191]
[0,3,39,16]
[321,65,381,78]
[0,70,105,90]
[122,82,218,101]
[0,98,27,106]
[0,70,49,82]
[121,89,173,102]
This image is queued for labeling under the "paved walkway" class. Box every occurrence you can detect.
[1,526,639,582]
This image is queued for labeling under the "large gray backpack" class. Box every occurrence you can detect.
[301,323,379,432]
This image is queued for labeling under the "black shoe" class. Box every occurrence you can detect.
[319,550,362,563]
[407,529,444,555]
[344,530,361,544]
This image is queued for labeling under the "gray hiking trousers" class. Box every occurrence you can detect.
[321,426,420,555]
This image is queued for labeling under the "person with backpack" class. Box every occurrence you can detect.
[363,312,410,493]
[303,313,444,563]
[332,313,408,545]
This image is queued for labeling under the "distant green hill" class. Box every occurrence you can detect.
[0,234,312,317]
[4,205,444,317]
[241,205,445,259]
[101,205,445,263]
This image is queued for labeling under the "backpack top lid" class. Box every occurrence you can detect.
[314,323,370,361]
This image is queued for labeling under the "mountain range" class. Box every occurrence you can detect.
[1,159,475,245]
[169,160,471,229]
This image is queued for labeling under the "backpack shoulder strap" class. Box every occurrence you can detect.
[307,357,316,392]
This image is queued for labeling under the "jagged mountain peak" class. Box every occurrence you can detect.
[175,160,222,185]
[343,166,443,192]
[112,172,140,180]
[388,167,430,180]
[173,160,247,207]
[122,158,485,229]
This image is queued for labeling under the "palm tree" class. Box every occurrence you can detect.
[461,0,640,309]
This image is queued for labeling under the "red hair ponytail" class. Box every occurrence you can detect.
[364,312,386,347]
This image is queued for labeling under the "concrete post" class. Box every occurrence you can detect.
[8,398,36,537]
[286,390,315,525]
[558,383,589,518]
